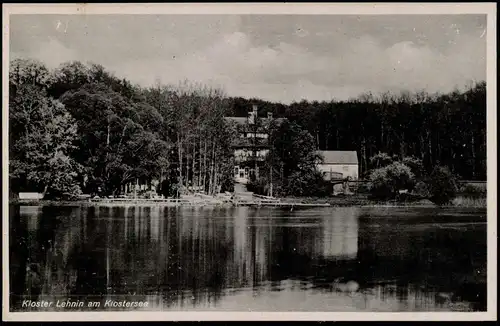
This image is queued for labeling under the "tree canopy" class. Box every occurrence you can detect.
[9,57,486,199]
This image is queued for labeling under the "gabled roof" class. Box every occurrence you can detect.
[224,116,286,126]
[317,151,358,165]
[224,117,248,125]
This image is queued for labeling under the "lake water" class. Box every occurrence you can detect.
[9,204,487,312]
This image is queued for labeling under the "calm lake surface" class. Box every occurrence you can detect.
[9,204,487,312]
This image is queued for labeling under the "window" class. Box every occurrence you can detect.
[234,167,239,176]
[244,167,249,177]
[255,133,268,139]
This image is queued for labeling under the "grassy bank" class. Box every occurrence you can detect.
[450,196,487,208]
[281,194,486,208]
[282,195,435,207]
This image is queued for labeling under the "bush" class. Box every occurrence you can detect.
[368,162,415,200]
[428,166,458,205]
[413,181,430,197]
[46,184,82,200]
[459,183,486,198]
[402,156,425,180]
[369,152,393,169]
[356,181,371,194]
[246,178,269,196]
[368,168,393,199]
[221,177,234,193]
[285,170,330,197]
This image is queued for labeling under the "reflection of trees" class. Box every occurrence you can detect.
[10,205,87,309]
[356,211,487,308]
[224,207,273,289]
[89,206,234,308]
[10,204,487,311]
[10,205,29,309]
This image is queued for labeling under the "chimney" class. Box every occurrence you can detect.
[248,105,257,124]
[267,112,273,119]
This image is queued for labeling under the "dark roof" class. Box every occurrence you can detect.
[224,116,286,126]
[224,117,248,125]
[317,151,358,165]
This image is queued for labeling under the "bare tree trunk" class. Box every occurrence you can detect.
[419,134,425,160]
[427,131,433,165]
[177,134,183,188]
[192,139,196,190]
[386,127,391,151]
[209,143,216,195]
[185,143,190,189]
[361,138,367,176]
[380,124,384,151]
[202,140,208,192]
[400,132,405,159]
[42,184,49,199]
[213,165,219,195]
[106,118,111,147]
[198,138,203,189]
[471,133,476,179]
[436,132,441,163]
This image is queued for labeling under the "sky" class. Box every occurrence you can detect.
[9,14,487,103]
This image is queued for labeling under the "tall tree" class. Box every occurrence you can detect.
[9,84,82,198]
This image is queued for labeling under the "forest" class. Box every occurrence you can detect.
[8,58,486,199]
[231,81,487,181]
[9,58,235,198]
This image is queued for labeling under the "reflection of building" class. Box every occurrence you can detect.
[316,151,359,181]
[20,206,43,231]
[224,105,285,184]
[321,207,359,260]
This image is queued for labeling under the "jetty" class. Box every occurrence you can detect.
[89,191,330,208]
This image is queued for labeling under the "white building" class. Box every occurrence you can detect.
[316,151,359,181]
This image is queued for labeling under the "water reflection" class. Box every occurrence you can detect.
[9,205,486,311]
[322,207,358,259]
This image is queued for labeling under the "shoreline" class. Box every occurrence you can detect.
[9,195,486,209]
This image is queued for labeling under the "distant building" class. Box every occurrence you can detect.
[316,150,359,181]
[224,105,285,184]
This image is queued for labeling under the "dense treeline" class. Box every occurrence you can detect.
[9,58,234,198]
[9,58,486,199]
[230,83,487,181]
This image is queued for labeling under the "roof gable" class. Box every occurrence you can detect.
[224,116,287,126]
[224,117,248,125]
[317,151,358,164]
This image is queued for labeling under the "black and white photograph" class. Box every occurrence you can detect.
[2,3,497,322]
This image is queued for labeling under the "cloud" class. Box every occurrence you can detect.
[10,37,80,70]
[9,15,486,104]
[36,38,80,69]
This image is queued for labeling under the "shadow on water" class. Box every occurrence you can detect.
[9,204,486,311]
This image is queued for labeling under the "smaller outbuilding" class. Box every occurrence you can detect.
[316,151,359,181]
